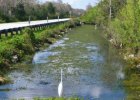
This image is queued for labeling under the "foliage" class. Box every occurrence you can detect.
[110,0,140,54]
[0,43,15,62]
[47,2,56,18]
[13,3,26,21]
[81,7,98,23]
[124,66,140,100]
[0,28,35,64]
[82,0,140,55]
[0,0,84,22]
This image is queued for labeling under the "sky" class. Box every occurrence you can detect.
[39,0,99,10]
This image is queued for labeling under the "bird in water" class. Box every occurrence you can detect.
[58,69,63,97]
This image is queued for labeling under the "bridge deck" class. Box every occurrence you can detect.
[0,18,70,31]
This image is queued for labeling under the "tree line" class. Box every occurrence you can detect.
[0,0,84,23]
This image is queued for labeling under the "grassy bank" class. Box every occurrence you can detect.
[0,19,81,84]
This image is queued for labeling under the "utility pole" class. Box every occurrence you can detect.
[108,0,112,36]
[58,15,59,21]
[109,0,112,21]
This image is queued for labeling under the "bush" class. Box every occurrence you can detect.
[0,19,5,23]
[21,28,35,54]
[24,28,36,46]
[0,43,15,61]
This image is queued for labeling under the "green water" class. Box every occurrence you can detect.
[0,25,127,100]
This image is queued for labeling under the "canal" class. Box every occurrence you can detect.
[0,25,126,100]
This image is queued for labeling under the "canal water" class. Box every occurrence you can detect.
[0,25,126,100]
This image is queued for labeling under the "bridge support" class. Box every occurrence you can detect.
[4,30,8,37]
[10,29,14,36]
[0,31,1,39]
[15,29,19,34]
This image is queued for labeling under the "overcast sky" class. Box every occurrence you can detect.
[39,0,99,9]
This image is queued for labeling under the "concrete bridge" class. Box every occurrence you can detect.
[0,18,70,38]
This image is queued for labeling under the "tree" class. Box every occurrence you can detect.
[47,2,56,18]
[86,3,92,10]
[57,0,63,4]
[0,0,84,22]
[13,2,26,21]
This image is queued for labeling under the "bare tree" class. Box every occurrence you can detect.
[86,3,92,10]
[57,0,63,4]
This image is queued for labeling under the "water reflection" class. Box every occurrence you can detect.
[91,86,102,99]
[0,25,126,100]
[116,67,125,80]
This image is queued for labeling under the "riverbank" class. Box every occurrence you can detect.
[98,26,140,100]
[104,28,140,67]
[81,23,140,99]
[0,19,81,84]
[80,0,140,98]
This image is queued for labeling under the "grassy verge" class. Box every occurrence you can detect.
[0,19,81,84]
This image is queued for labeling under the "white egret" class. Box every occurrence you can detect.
[58,69,63,97]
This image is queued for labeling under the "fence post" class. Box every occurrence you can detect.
[58,16,59,21]
[47,17,48,23]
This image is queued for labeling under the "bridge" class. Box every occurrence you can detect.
[0,18,70,38]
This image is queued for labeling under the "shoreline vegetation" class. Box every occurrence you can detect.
[81,1,140,66]
[0,19,81,84]
[81,0,140,99]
